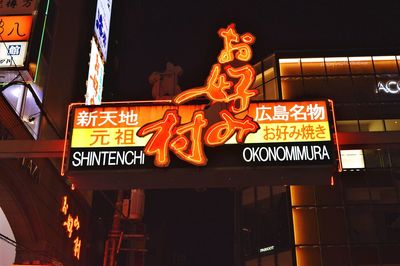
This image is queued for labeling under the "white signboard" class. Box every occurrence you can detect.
[85,38,104,105]
[0,0,36,15]
[94,0,112,61]
[0,41,28,67]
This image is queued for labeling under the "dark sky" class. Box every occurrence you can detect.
[102,1,400,264]
[106,0,400,100]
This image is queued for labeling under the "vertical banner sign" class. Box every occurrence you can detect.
[0,0,37,15]
[86,38,104,105]
[60,196,82,260]
[94,0,112,61]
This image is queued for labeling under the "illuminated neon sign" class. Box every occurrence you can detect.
[140,24,258,166]
[63,24,336,178]
[376,80,400,94]
[60,196,82,260]
[0,15,33,41]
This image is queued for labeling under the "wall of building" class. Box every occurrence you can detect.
[241,52,400,266]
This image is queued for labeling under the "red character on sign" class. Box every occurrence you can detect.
[205,110,259,146]
[170,111,208,166]
[173,24,256,113]
[138,110,209,167]
[217,23,255,64]
[137,110,180,167]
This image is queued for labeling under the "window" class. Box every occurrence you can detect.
[348,207,378,243]
[2,83,42,139]
[290,186,316,206]
[363,149,390,168]
[349,56,374,74]
[301,58,325,76]
[322,247,351,266]
[373,56,399,74]
[318,207,347,244]
[279,58,301,76]
[296,246,322,266]
[292,208,319,245]
[325,57,350,75]
[359,120,385,132]
[242,187,255,207]
[384,119,400,131]
[280,77,303,99]
[336,120,359,132]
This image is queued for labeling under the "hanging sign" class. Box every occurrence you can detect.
[62,24,338,188]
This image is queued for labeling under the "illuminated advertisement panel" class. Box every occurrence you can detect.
[65,100,335,172]
[94,0,112,61]
[62,24,338,188]
[0,0,37,15]
[0,15,33,41]
[0,41,28,67]
[85,38,104,105]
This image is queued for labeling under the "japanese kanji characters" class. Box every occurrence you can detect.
[139,24,260,167]
[60,196,82,260]
[174,24,257,114]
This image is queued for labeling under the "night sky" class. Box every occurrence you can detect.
[102,0,400,265]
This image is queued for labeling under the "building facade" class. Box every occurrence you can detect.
[0,0,97,265]
[240,51,400,266]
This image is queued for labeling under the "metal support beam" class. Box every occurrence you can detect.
[0,140,64,158]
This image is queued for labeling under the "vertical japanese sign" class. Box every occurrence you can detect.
[60,196,82,260]
[86,38,104,105]
[0,0,36,15]
[0,15,32,41]
[94,0,112,61]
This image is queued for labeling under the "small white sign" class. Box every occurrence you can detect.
[94,0,112,61]
[0,41,28,67]
[85,38,104,105]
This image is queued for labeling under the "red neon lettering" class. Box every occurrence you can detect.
[61,196,68,215]
[170,111,208,166]
[73,237,81,260]
[137,110,179,167]
[217,23,255,64]
[173,64,232,105]
[205,110,259,146]
[225,65,256,113]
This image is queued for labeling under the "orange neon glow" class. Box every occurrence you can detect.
[61,196,68,215]
[205,110,259,146]
[328,99,342,172]
[170,111,208,166]
[73,237,81,260]
[0,15,33,41]
[217,23,255,64]
[173,64,256,114]
[225,65,256,113]
[173,23,256,114]
[137,110,180,167]
[63,214,80,238]
[173,64,232,105]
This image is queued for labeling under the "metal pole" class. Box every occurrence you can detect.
[103,190,124,266]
